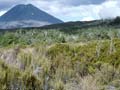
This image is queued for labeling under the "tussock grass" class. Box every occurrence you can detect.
[0,27,120,89]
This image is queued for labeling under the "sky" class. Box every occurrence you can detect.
[0,0,120,22]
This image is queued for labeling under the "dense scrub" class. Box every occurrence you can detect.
[0,27,120,90]
[0,27,120,47]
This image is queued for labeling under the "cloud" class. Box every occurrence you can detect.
[0,11,7,16]
[32,0,105,6]
[53,0,120,21]
[0,0,105,11]
[0,0,120,22]
[64,0,105,6]
[28,0,103,21]
[99,0,120,19]
[0,0,25,10]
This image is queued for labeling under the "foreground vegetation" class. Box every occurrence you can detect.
[0,26,120,90]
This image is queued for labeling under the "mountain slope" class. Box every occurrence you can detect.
[0,4,63,29]
[38,17,120,30]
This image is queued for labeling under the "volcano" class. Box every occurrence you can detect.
[0,4,63,29]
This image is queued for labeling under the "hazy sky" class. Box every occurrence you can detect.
[0,0,120,22]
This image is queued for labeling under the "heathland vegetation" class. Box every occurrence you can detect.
[0,19,120,90]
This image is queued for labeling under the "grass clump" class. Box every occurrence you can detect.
[0,27,120,89]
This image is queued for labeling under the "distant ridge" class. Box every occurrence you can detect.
[0,4,63,29]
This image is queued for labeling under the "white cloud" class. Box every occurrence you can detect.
[81,17,95,21]
[0,0,120,22]
[31,0,120,21]
[99,0,120,19]
[0,11,7,16]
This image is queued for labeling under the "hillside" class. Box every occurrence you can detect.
[0,0,120,89]
[0,4,63,29]
[39,17,120,30]
[1,16,119,31]
[0,25,120,89]
[1,38,120,90]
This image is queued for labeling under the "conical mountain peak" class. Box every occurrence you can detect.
[0,4,63,23]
